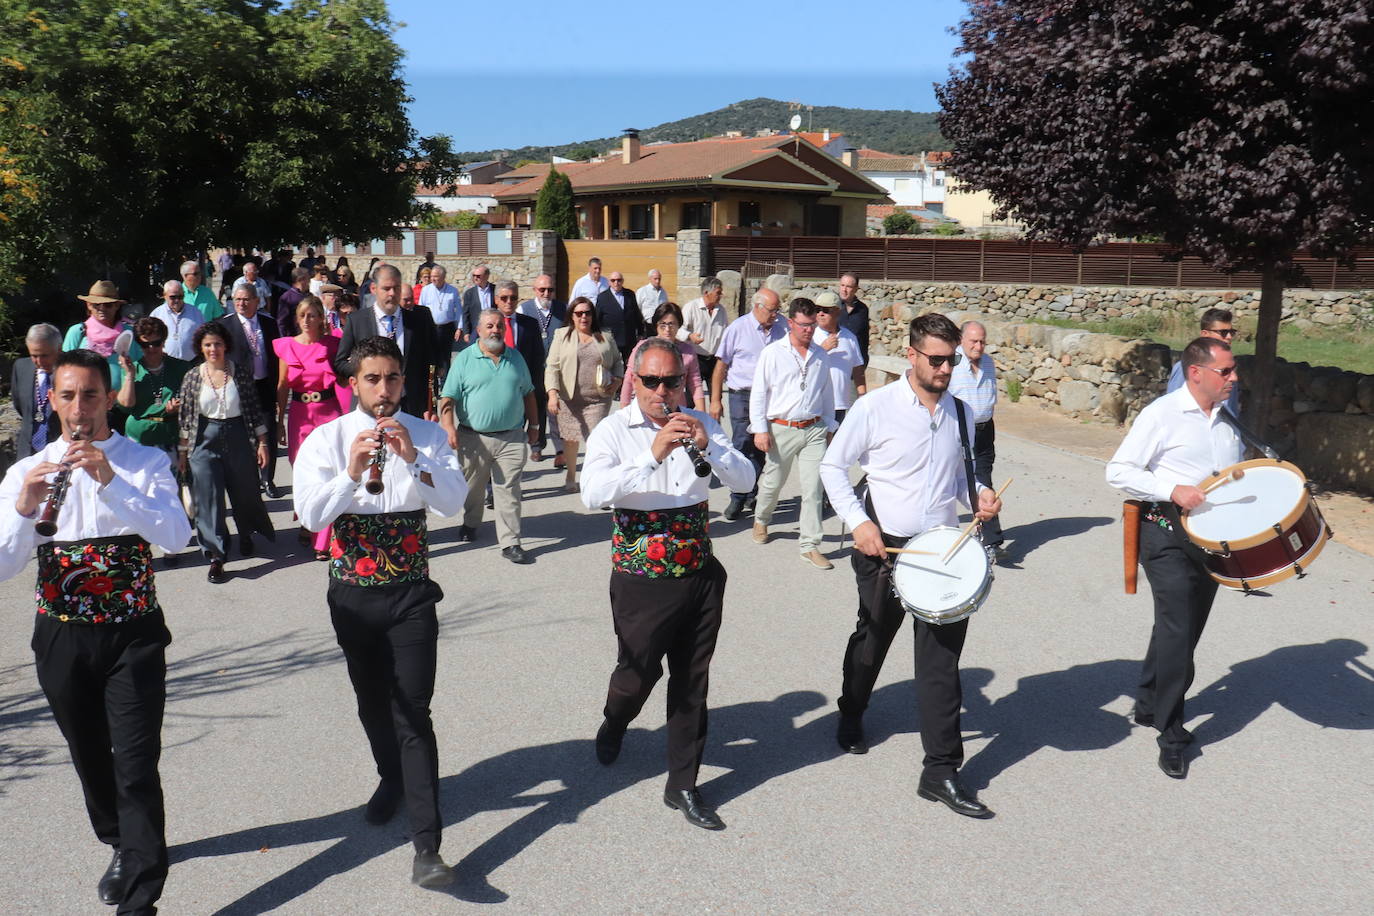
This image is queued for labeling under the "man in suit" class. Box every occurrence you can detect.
[460,264,496,343]
[217,284,283,497]
[336,264,439,419]
[517,274,565,462]
[11,323,63,460]
[495,279,545,422]
[595,271,643,366]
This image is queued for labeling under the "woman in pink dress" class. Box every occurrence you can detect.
[273,296,344,558]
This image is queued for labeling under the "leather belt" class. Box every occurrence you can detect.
[770,416,820,429]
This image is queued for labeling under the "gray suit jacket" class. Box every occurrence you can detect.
[11,358,61,459]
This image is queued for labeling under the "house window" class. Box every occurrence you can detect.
[894,178,912,194]
[681,201,711,230]
[739,200,761,226]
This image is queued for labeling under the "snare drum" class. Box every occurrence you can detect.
[890,526,993,625]
[1181,459,1330,591]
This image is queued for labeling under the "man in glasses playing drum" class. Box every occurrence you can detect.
[820,313,1003,819]
[1106,337,1243,779]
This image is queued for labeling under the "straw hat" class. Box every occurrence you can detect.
[77,280,126,305]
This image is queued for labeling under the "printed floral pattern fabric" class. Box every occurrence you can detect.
[611,501,711,578]
[329,511,428,586]
[36,537,159,624]
[1143,505,1174,532]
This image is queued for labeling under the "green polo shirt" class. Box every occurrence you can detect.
[184,284,224,320]
[440,343,532,433]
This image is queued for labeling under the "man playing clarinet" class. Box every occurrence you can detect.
[293,336,467,887]
[0,349,192,915]
[580,338,756,830]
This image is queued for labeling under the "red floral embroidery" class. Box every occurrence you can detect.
[611,502,710,578]
[402,534,421,554]
[646,541,667,560]
[82,575,115,596]
[36,538,158,624]
[329,512,428,587]
[354,557,377,577]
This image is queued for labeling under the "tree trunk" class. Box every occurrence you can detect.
[1249,265,1284,439]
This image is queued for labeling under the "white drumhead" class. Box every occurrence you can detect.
[891,526,989,614]
[1186,465,1305,542]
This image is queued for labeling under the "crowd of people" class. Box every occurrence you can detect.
[3,247,1258,912]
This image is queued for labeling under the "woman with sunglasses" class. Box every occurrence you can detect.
[619,302,705,411]
[545,296,624,492]
[63,280,143,389]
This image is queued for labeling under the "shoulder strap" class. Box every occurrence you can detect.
[1216,406,1280,460]
[953,397,981,513]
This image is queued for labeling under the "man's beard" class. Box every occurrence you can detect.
[917,374,950,395]
[480,335,506,355]
[366,397,399,418]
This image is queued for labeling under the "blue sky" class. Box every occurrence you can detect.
[389,0,968,152]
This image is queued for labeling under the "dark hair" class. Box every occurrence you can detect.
[335,256,350,269]
[587,257,601,267]
[193,322,232,356]
[291,267,310,283]
[560,296,603,341]
[651,302,684,327]
[789,297,819,319]
[1199,307,1233,329]
[135,317,167,343]
[908,313,961,349]
[55,348,112,391]
[347,335,404,377]
[337,292,360,311]
[1180,336,1230,372]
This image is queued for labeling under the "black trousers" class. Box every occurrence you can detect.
[1137,519,1219,748]
[838,537,970,779]
[604,558,727,791]
[697,354,719,399]
[253,377,278,485]
[727,389,763,499]
[32,611,171,916]
[328,579,444,852]
[435,321,458,376]
[972,420,1003,545]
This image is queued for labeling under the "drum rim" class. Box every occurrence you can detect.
[892,526,992,622]
[1182,458,1313,551]
[1210,522,1330,590]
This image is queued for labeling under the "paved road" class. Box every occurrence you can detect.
[2,426,1371,914]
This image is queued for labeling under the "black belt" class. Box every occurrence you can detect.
[975,420,993,430]
[291,388,337,403]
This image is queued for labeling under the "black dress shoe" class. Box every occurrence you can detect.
[207,559,227,584]
[917,775,994,819]
[263,481,282,500]
[411,849,455,888]
[364,778,403,824]
[836,714,868,754]
[595,719,626,765]
[456,525,476,543]
[663,788,725,831]
[1158,746,1188,779]
[502,545,532,564]
[239,534,255,557]
[97,847,125,905]
[722,496,746,521]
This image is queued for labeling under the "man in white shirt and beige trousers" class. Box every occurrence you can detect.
[749,297,836,570]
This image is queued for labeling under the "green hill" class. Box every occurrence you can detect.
[456,97,946,164]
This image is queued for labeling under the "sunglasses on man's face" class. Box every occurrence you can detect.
[1197,364,1237,379]
[911,347,962,369]
[639,374,684,390]
[1210,328,1238,339]
[535,286,553,293]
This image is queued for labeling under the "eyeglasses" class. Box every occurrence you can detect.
[639,374,684,390]
[912,347,962,369]
[792,321,817,331]
[656,321,680,331]
[535,286,553,292]
[571,310,593,318]
[496,295,516,301]
[609,278,624,283]
[166,294,184,300]
[1196,364,1238,378]
[1209,328,1238,339]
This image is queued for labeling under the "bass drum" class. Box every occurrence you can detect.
[890,526,993,625]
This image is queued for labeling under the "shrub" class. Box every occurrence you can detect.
[534,168,578,238]
[883,211,917,235]
[1006,377,1022,402]
[931,222,964,236]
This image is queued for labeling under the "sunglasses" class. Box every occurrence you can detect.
[1210,328,1238,339]
[496,295,516,301]
[166,294,184,300]
[1197,364,1237,378]
[571,310,593,317]
[535,286,553,292]
[912,348,962,369]
[639,374,684,390]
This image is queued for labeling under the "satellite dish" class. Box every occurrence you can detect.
[789,114,802,131]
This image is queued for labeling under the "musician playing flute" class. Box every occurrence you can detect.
[819,314,1002,819]
[292,336,467,887]
[580,338,755,831]
[0,349,191,914]
[1106,337,1243,780]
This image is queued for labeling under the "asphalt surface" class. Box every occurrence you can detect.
[1,420,1372,914]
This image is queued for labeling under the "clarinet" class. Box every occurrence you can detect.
[364,407,388,495]
[663,404,712,478]
[35,428,84,537]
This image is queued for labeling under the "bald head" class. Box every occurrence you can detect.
[751,288,782,328]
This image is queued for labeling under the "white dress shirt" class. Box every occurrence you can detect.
[198,374,242,419]
[748,338,836,433]
[293,408,467,531]
[677,297,730,358]
[0,434,191,582]
[420,282,461,326]
[820,376,980,538]
[815,327,864,411]
[150,302,206,361]
[636,283,668,322]
[580,401,756,511]
[371,305,407,352]
[1105,385,1244,502]
[570,274,609,303]
[947,348,998,423]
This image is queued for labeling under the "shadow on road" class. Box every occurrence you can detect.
[1001,515,1113,563]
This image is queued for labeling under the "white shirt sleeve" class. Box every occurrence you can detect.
[1105,409,1173,502]
[820,400,873,533]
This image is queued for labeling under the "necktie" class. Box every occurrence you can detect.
[382,314,396,339]
[31,370,50,452]
[242,317,261,358]
[503,316,515,348]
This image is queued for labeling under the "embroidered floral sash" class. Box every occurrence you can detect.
[611,501,711,578]
[37,535,158,624]
[329,511,428,586]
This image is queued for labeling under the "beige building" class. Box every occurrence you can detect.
[943,176,1025,233]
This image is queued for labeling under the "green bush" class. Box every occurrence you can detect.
[931,222,964,236]
[1006,377,1022,402]
[419,209,483,230]
[535,168,578,238]
[883,211,917,235]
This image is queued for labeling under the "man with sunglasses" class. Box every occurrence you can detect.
[150,279,206,361]
[595,271,644,366]
[581,338,756,831]
[518,274,566,462]
[1164,308,1242,416]
[820,313,1003,819]
[180,259,223,321]
[1107,337,1243,779]
[460,264,496,343]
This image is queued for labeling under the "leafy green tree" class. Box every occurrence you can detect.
[534,167,578,238]
[0,0,460,321]
[883,211,916,235]
[419,209,482,230]
[937,0,1374,435]
[565,146,599,162]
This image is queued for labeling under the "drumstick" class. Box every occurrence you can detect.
[1202,467,1246,495]
[942,478,1015,564]
[885,547,940,556]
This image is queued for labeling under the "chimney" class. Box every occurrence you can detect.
[841,148,858,168]
[622,128,641,164]
[822,128,831,143]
